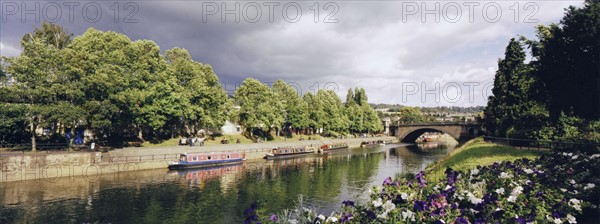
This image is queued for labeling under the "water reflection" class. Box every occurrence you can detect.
[0,144,454,223]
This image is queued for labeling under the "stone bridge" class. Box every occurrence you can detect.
[388,122,483,143]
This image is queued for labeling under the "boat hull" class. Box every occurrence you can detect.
[168,158,244,170]
[320,145,349,153]
[265,151,314,160]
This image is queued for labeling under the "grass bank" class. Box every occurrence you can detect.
[425,137,546,181]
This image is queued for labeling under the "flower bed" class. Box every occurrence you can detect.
[245,151,600,223]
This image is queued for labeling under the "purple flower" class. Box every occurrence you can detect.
[455,217,469,224]
[492,209,505,219]
[415,171,426,188]
[365,210,376,219]
[340,212,353,223]
[342,200,355,207]
[515,217,526,224]
[383,177,392,186]
[269,214,278,221]
[414,200,427,212]
[445,167,457,186]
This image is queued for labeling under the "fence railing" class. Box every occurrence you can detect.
[483,136,600,152]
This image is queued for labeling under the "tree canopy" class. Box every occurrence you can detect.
[484,0,600,143]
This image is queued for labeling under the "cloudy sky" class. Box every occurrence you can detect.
[0,0,584,106]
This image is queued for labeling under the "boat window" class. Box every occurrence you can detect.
[192,156,197,161]
[208,156,212,160]
[227,155,230,159]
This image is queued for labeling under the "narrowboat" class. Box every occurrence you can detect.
[377,140,392,145]
[265,146,316,159]
[360,141,378,147]
[319,142,349,153]
[168,152,245,170]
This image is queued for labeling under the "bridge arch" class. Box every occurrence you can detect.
[398,128,459,143]
[394,124,463,143]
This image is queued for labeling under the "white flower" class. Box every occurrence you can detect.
[326,216,338,223]
[468,192,483,204]
[567,153,573,156]
[507,195,517,202]
[372,198,383,207]
[554,218,563,224]
[377,211,388,220]
[570,179,576,185]
[525,180,532,185]
[496,188,505,194]
[524,168,534,174]
[569,198,582,211]
[500,172,513,179]
[289,219,298,224]
[567,214,577,223]
[400,193,409,200]
[383,200,396,211]
[561,188,568,192]
[470,168,479,175]
[445,185,452,191]
[401,210,415,222]
[511,186,524,196]
[591,154,600,159]
[572,155,579,160]
[584,183,596,190]
[318,215,326,220]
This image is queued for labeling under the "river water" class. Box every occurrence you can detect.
[0,143,453,224]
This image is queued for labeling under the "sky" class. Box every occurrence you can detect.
[0,0,584,107]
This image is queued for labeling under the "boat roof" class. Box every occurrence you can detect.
[181,151,240,156]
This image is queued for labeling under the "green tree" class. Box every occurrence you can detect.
[166,48,228,137]
[272,80,309,135]
[536,0,600,120]
[5,27,84,150]
[316,90,349,133]
[397,107,426,123]
[21,21,73,49]
[234,78,284,136]
[484,38,539,137]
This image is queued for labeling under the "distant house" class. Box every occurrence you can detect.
[221,120,242,135]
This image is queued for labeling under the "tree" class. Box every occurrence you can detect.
[316,90,349,133]
[484,38,531,137]
[397,107,427,123]
[5,27,83,150]
[344,88,382,134]
[303,92,322,134]
[536,0,600,120]
[166,48,228,137]
[234,78,284,136]
[272,80,309,135]
[21,21,73,49]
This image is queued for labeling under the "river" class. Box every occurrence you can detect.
[0,143,454,223]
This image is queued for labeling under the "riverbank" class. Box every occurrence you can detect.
[425,137,545,181]
[249,137,600,223]
[0,136,397,182]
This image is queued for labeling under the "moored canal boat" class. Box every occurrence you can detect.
[319,142,349,153]
[360,141,378,147]
[168,152,245,170]
[265,146,316,159]
[377,140,392,145]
